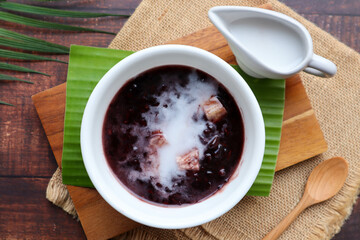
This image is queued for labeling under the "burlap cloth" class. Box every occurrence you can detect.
[46,0,360,239]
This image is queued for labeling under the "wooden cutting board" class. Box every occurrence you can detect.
[32,4,327,240]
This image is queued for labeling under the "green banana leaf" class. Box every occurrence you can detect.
[61,45,285,196]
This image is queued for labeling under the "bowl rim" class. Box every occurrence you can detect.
[80,44,265,229]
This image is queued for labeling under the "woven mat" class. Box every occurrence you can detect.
[46,0,360,239]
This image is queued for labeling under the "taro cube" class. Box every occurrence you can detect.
[149,130,168,148]
[202,96,227,122]
[176,148,200,171]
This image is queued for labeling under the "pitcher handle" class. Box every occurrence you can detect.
[304,54,337,78]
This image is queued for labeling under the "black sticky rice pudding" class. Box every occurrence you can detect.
[103,65,244,205]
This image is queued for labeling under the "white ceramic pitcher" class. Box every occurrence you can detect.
[208,6,337,79]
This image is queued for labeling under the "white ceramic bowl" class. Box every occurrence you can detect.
[81,45,265,229]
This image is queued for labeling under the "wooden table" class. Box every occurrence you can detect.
[0,0,358,239]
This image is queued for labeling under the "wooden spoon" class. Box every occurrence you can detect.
[263,157,348,240]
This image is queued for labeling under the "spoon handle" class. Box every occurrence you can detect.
[262,197,311,240]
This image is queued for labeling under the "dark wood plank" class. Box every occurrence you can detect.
[0,177,86,239]
[0,0,359,239]
[280,0,360,16]
[303,14,360,52]
[333,199,360,239]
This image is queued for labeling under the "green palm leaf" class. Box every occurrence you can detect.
[0,62,49,76]
[0,100,14,106]
[0,73,33,83]
[0,12,116,35]
[0,1,131,106]
[0,28,69,53]
[0,49,67,63]
[0,37,67,53]
[0,2,129,18]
